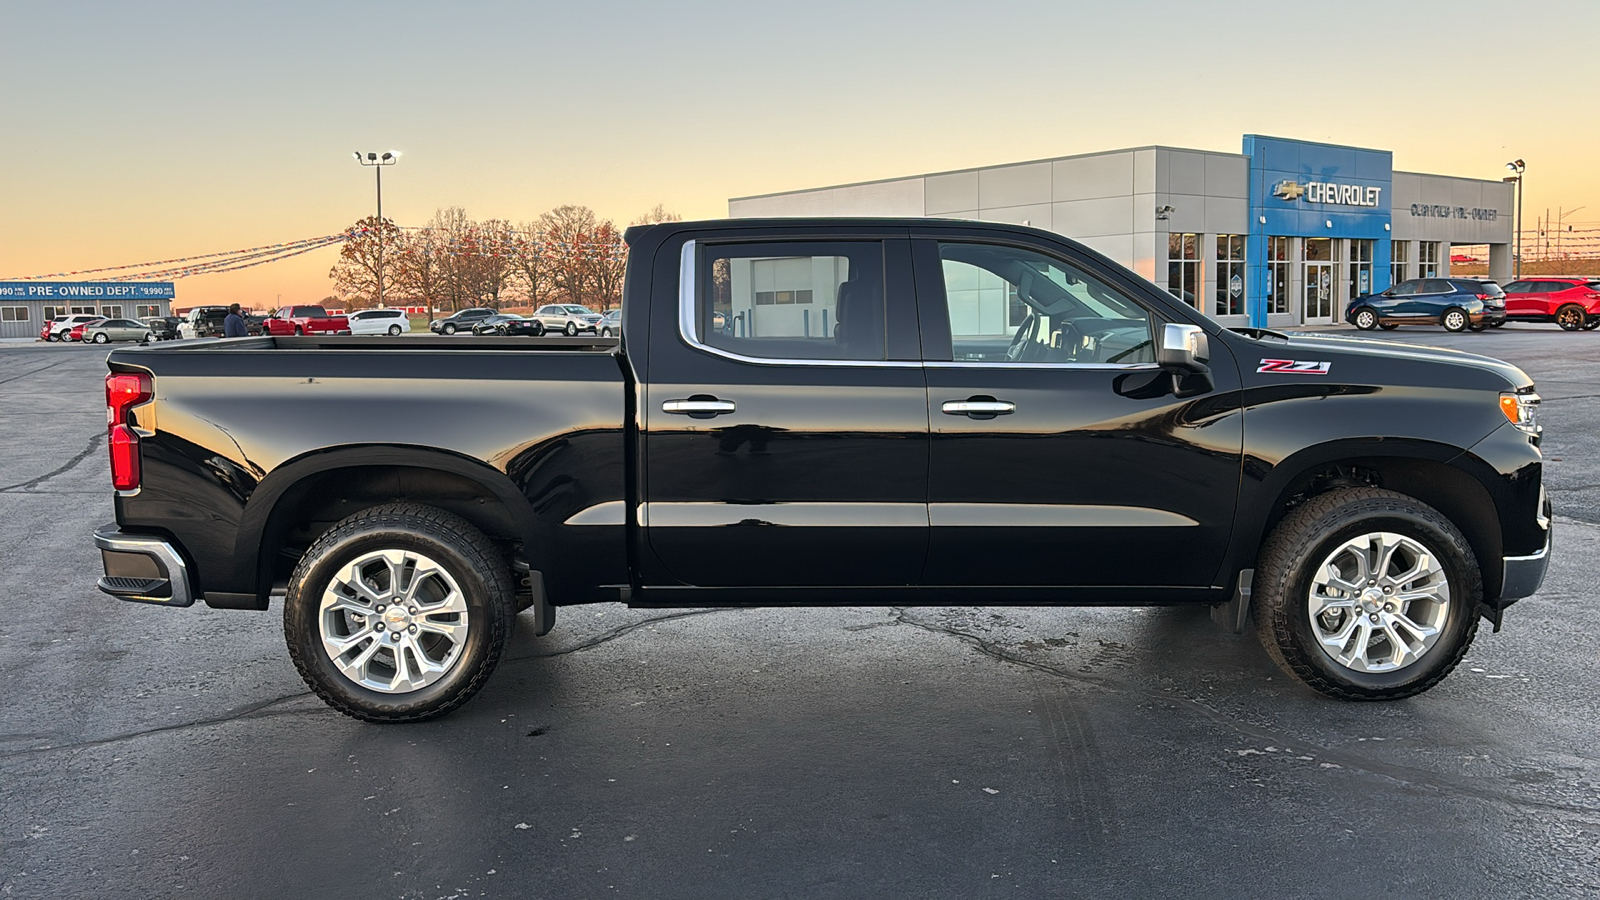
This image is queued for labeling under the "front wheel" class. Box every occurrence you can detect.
[442,323,457,335]
[600,327,613,337]
[1441,308,1468,332]
[565,321,578,336]
[1556,304,1586,331]
[284,504,514,722]
[1352,308,1378,331]
[1253,488,1479,701]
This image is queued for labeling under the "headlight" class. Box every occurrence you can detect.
[1499,391,1540,435]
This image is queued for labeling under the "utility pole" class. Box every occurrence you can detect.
[1505,160,1525,278]
[354,151,400,306]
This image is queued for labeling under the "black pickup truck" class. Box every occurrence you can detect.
[94,219,1551,722]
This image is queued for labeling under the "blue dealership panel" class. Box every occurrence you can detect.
[0,281,175,301]
[1243,136,1394,327]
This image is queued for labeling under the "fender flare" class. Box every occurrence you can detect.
[236,444,538,592]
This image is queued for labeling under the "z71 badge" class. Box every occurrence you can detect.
[1258,359,1332,375]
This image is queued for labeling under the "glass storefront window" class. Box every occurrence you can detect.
[1267,237,1291,315]
[1418,242,1440,277]
[1215,235,1245,316]
[1167,233,1200,309]
[1348,239,1374,303]
[1391,240,1408,286]
[136,304,161,318]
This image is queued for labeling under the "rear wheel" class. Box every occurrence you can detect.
[1441,308,1468,332]
[1584,318,1600,331]
[1556,304,1586,331]
[533,323,545,336]
[1352,308,1378,331]
[46,332,59,342]
[93,332,109,343]
[388,324,402,335]
[1253,488,1479,700]
[283,503,514,723]
[294,325,304,336]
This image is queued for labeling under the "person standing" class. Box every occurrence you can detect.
[223,303,248,338]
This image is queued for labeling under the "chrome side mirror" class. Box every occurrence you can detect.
[1155,323,1213,398]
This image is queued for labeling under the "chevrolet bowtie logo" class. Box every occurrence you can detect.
[1273,180,1306,201]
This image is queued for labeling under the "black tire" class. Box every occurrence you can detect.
[1441,308,1469,332]
[1467,323,1488,332]
[46,332,59,342]
[283,503,515,723]
[388,324,402,335]
[1556,304,1585,331]
[1584,318,1600,331]
[294,325,304,336]
[1490,321,1506,328]
[443,323,457,335]
[1253,487,1480,701]
[533,323,545,336]
[1379,323,1399,331]
[141,333,152,344]
[565,321,578,336]
[93,333,109,343]
[1352,307,1378,331]
[600,327,613,337]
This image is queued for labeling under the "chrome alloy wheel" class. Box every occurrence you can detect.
[318,549,470,693]
[1307,531,1451,673]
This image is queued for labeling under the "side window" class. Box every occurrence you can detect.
[935,242,1153,365]
[698,241,886,362]
[1390,281,1418,296]
[1421,279,1452,294]
[1502,281,1528,293]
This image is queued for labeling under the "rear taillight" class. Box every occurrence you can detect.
[106,372,152,491]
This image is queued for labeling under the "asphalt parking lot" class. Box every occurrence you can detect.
[2,328,1598,899]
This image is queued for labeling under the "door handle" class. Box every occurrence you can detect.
[941,399,1015,418]
[663,397,736,418]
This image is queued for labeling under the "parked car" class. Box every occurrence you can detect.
[178,307,229,340]
[430,308,495,334]
[66,318,106,342]
[94,217,1550,723]
[470,314,545,336]
[141,317,179,341]
[1346,278,1507,332]
[348,308,412,336]
[47,314,105,341]
[41,315,69,341]
[531,304,603,335]
[261,305,351,336]
[597,309,622,337]
[1500,278,1600,331]
[82,318,155,344]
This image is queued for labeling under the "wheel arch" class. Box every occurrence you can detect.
[237,445,537,608]
[1227,439,1505,599]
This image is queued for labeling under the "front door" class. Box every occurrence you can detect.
[911,235,1243,590]
[1303,262,1335,324]
[642,234,929,588]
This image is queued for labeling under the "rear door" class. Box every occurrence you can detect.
[911,232,1243,589]
[641,229,929,588]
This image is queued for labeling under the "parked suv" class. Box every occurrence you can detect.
[429,308,495,334]
[1347,278,1507,332]
[532,304,603,336]
[46,314,105,341]
[1501,278,1600,331]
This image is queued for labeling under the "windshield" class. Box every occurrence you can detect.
[564,306,593,314]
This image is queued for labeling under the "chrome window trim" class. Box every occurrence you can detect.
[677,239,1158,372]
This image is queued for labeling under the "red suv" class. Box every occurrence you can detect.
[1502,277,1600,330]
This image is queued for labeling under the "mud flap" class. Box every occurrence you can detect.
[1211,569,1253,635]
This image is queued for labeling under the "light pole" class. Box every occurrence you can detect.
[1505,159,1525,278]
[353,151,399,306]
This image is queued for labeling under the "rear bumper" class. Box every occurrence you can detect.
[93,524,194,607]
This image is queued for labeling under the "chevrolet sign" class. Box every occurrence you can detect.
[1273,179,1382,208]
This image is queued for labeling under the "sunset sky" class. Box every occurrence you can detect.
[4,0,1597,307]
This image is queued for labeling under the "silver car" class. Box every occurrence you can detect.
[82,318,155,344]
[531,304,603,336]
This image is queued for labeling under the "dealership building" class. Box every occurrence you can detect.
[729,135,1515,328]
[0,282,175,339]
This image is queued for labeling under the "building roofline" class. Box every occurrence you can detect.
[729,144,1250,202]
[1392,169,1517,187]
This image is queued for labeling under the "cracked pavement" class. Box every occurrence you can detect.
[2,331,1599,899]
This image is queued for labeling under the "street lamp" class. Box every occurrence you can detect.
[1505,159,1525,278]
[354,150,400,306]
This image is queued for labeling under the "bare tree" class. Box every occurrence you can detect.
[540,205,599,306]
[586,220,627,312]
[512,219,548,307]
[392,227,445,311]
[633,203,682,226]
[328,217,403,307]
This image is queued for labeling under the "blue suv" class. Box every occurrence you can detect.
[1346,278,1507,333]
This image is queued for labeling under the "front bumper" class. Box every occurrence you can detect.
[1500,522,1551,603]
[93,524,194,607]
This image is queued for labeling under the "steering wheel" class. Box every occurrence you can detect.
[1005,312,1036,361]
